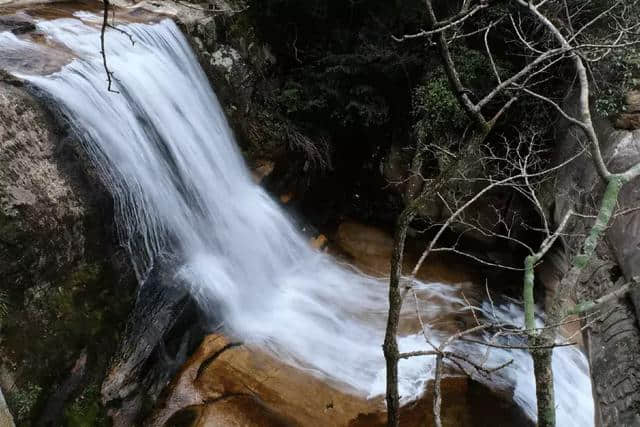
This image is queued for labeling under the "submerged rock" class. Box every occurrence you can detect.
[0,13,35,34]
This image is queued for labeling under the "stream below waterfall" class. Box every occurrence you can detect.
[0,11,594,426]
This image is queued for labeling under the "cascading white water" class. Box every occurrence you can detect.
[3,14,594,425]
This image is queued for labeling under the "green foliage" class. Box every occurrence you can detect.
[64,384,108,427]
[253,0,426,61]
[276,81,328,116]
[595,93,623,117]
[342,85,389,127]
[455,47,502,87]
[412,77,465,140]
[568,0,640,116]
[275,61,391,128]
[412,47,509,140]
[6,383,42,422]
[254,0,424,149]
[1,260,132,417]
[595,46,640,116]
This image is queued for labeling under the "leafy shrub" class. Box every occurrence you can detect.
[64,384,108,427]
[412,47,510,140]
[6,383,42,422]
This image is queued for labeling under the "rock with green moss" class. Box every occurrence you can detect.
[63,383,108,427]
[5,383,41,423]
[0,79,136,425]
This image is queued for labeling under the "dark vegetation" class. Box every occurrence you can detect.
[237,0,636,250]
[246,0,428,226]
[242,0,558,252]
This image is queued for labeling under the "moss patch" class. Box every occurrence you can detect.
[63,383,109,427]
[1,260,133,424]
[5,383,42,425]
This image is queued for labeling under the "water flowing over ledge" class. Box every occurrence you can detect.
[4,14,593,425]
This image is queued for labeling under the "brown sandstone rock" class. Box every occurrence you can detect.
[615,113,640,130]
[251,159,275,183]
[334,221,476,284]
[0,386,15,427]
[625,90,640,112]
[310,233,328,250]
[150,334,380,427]
[150,334,531,427]
[336,221,394,259]
[280,192,294,204]
[614,90,640,130]
[332,221,483,336]
[193,396,294,427]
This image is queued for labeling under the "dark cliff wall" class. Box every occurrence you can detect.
[551,109,640,426]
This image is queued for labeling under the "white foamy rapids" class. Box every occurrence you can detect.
[4,17,593,425]
[0,30,49,72]
[474,302,595,427]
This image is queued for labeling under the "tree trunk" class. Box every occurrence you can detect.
[383,208,414,427]
[531,342,555,427]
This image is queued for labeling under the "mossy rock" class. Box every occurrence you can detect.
[63,384,109,427]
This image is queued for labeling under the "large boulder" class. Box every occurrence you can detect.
[149,334,532,427]
[0,74,136,424]
[551,96,640,426]
[334,221,479,285]
[101,260,210,427]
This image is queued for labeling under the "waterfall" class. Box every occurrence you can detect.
[4,15,593,425]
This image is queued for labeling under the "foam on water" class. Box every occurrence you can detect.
[1,17,594,425]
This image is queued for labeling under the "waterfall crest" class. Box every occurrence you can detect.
[6,16,593,425]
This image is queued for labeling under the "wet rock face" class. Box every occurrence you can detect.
[178,1,330,211]
[0,11,218,426]
[178,0,277,157]
[0,78,136,425]
[0,13,35,34]
[102,260,211,427]
[150,334,532,427]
